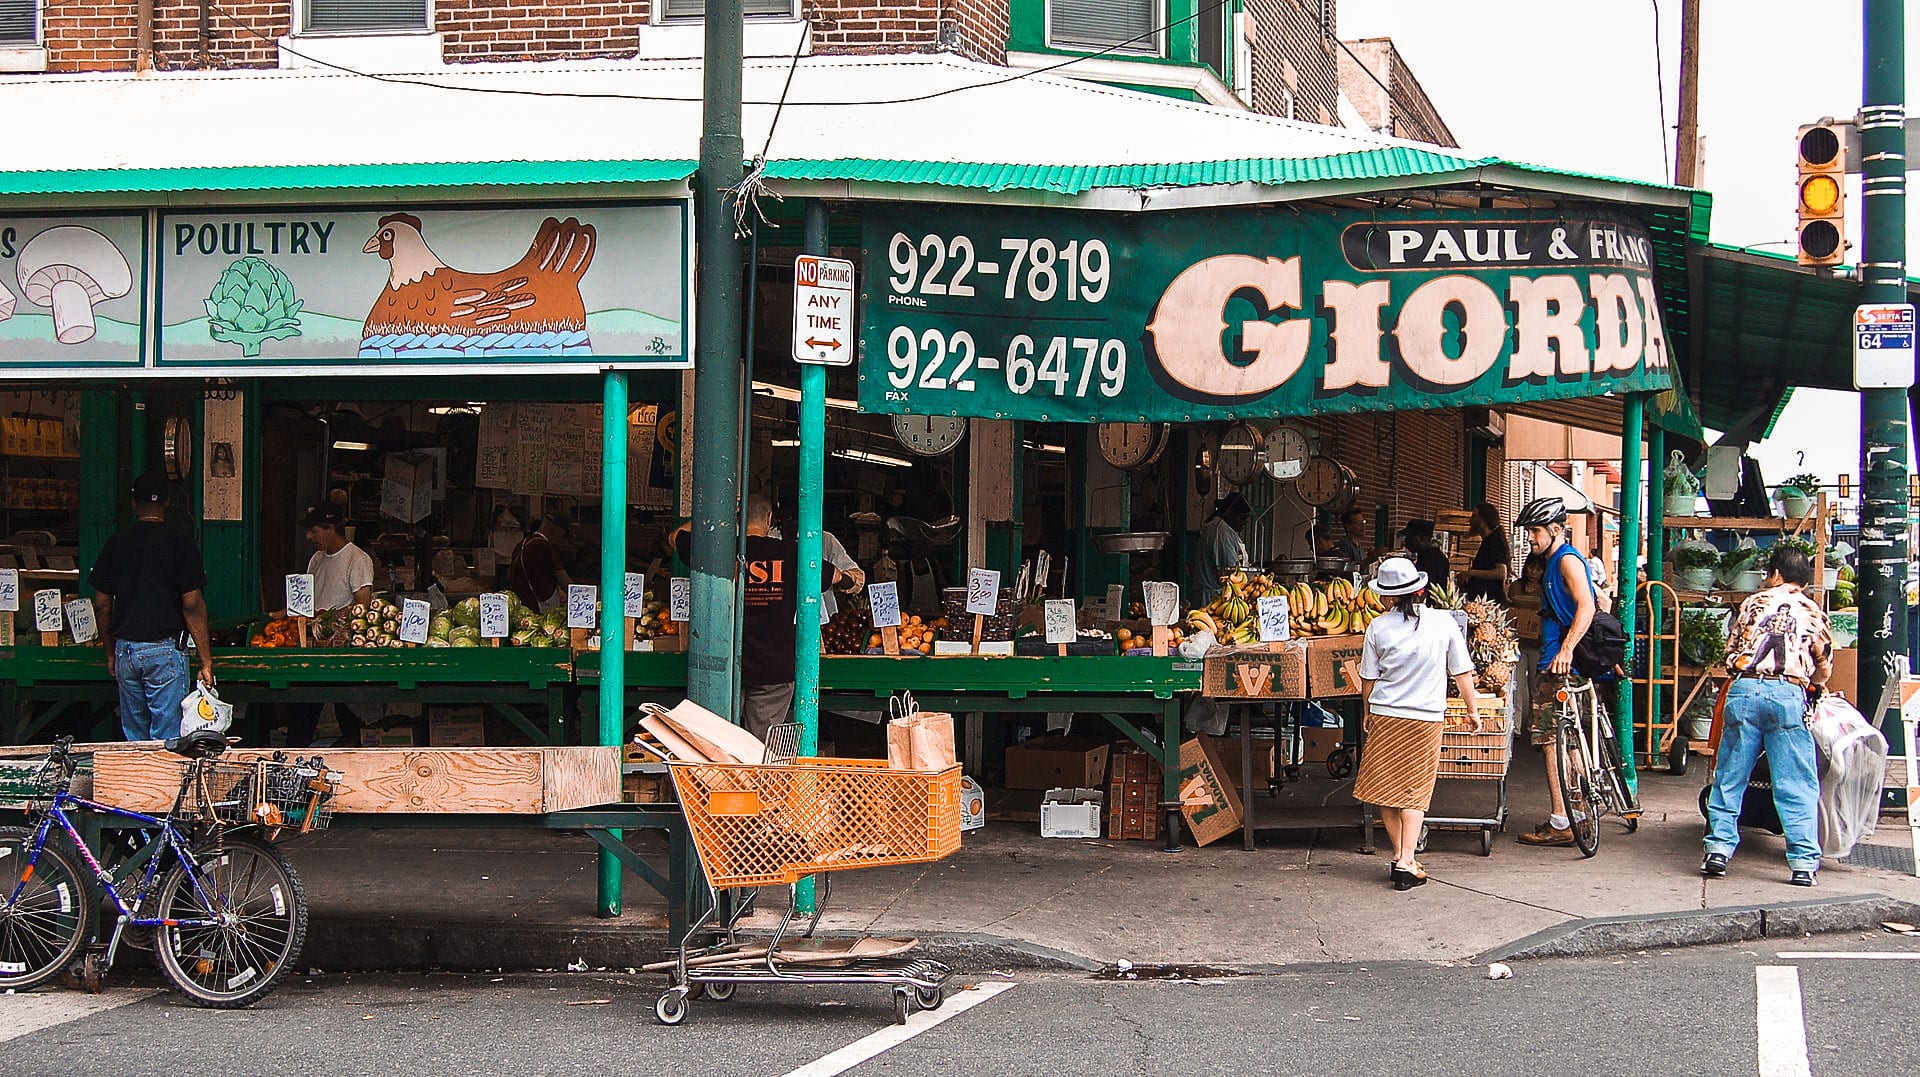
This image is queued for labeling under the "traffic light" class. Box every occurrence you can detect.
[1795,122,1846,266]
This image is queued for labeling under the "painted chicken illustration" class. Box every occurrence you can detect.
[360,214,596,346]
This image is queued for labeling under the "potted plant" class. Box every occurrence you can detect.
[1663,450,1702,518]
[1679,608,1729,669]
[1775,473,1821,521]
[1717,545,1766,592]
[1671,543,1721,592]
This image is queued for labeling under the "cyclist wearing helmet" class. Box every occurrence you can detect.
[1513,496,1601,847]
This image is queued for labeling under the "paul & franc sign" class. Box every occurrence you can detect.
[859,206,1673,422]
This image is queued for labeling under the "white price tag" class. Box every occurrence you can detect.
[867,582,902,629]
[1044,599,1077,644]
[1105,583,1126,622]
[32,589,63,633]
[479,593,510,638]
[566,584,598,629]
[669,578,691,622]
[623,573,646,618]
[398,598,431,644]
[1256,595,1292,643]
[284,573,316,619]
[1142,581,1180,627]
[0,568,18,612]
[63,599,97,643]
[966,568,1001,616]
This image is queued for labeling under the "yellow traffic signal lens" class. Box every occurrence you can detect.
[1798,125,1842,168]
[1800,175,1841,215]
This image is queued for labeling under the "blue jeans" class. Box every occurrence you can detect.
[1704,679,1821,872]
[114,639,190,742]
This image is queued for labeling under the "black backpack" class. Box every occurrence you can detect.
[1573,609,1627,678]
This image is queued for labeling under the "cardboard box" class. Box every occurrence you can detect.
[1204,734,1274,790]
[1829,646,1858,702]
[1040,788,1104,838]
[1174,736,1244,847]
[1304,634,1368,697]
[1004,735,1111,790]
[1201,641,1307,699]
[359,727,418,747]
[428,706,486,747]
[1300,727,1344,765]
[1510,606,1543,643]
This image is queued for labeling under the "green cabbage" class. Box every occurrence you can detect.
[206,257,304,358]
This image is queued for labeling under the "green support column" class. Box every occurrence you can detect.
[1645,424,1666,756]
[597,371,630,918]
[77,392,120,597]
[1614,393,1644,788]
[793,203,830,918]
[687,0,747,718]
[1859,0,1909,783]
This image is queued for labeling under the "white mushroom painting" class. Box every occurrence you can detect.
[15,226,133,345]
[0,278,14,322]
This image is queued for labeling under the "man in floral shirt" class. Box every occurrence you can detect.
[1702,544,1832,886]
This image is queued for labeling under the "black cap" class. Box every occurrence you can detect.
[1399,519,1435,541]
[1213,492,1251,517]
[131,473,170,504]
[303,503,346,529]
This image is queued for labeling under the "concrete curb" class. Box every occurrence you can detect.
[1475,892,1920,963]
[302,916,1101,974]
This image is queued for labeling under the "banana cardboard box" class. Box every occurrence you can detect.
[1305,635,1369,698]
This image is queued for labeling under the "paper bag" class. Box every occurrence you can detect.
[885,711,956,770]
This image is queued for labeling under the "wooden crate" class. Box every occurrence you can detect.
[92,746,620,815]
[1106,747,1160,841]
[1435,731,1511,779]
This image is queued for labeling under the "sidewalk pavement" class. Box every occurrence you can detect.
[284,745,1920,973]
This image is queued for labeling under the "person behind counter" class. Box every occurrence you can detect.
[507,514,574,613]
[1196,492,1252,605]
[1397,519,1452,592]
[1354,557,1481,891]
[1460,503,1511,604]
[285,503,375,748]
[673,493,840,738]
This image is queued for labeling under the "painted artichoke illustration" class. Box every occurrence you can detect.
[205,257,304,357]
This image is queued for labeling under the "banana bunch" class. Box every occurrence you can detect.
[1184,572,1384,644]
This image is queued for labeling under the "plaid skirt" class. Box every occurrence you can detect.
[1352,713,1446,811]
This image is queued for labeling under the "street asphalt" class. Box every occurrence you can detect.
[3,933,1915,1076]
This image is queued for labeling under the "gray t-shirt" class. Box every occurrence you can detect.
[1358,606,1475,721]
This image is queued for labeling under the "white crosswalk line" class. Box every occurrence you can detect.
[0,989,160,1044]
[1756,966,1812,1077]
[780,981,1017,1077]
[1774,951,1920,960]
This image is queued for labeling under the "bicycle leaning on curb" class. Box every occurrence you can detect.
[0,732,341,1007]
[1554,675,1642,858]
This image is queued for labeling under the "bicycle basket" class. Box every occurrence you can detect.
[199,759,342,834]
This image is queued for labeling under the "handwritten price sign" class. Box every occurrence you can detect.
[1105,583,1126,622]
[624,573,646,618]
[965,568,1001,616]
[1256,595,1292,643]
[479,593,510,638]
[1044,599,1077,644]
[398,598,431,645]
[284,574,316,619]
[867,582,902,628]
[669,578,691,623]
[567,584,598,629]
[63,599,97,643]
[32,589,63,633]
[1142,581,1180,627]
[0,568,18,612]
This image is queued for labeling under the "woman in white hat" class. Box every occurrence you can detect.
[1353,557,1483,890]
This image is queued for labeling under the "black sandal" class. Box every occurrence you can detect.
[1390,865,1427,891]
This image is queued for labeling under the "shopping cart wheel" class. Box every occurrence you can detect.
[1479,828,1493,857]
[705,981,735,1002]
[914,984,944,1011]
[1624,815,1640,834]
[655,989,689,1026]
[892,988,913,1025]
[1326,748,1355,780]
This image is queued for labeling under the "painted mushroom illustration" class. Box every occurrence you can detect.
[16,226,133,345]
[0,278,14,322]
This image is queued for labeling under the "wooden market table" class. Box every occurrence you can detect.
[0,646,576,746]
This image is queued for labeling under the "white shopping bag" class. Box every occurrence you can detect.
[180,683,234,736]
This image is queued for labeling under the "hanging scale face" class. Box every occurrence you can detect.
[1096,422,1167,470]
[1297,455,1346,506]
[1262,424,1312,481]
[162,415,193,481]
[891,414,968,457]
[1216,421,1265,486]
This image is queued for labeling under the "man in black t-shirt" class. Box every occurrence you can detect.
[89,474,214,742]
[674,493,839,739]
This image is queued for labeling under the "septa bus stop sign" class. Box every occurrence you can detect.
[1854,303,1916,389]
[793,255,856,366]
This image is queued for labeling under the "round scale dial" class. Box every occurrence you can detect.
[1216,422,1265,486]
[1097,422,1167,470]
[891,414,967,457]
[162,415,193,481]
[1296,455,1346,506]
[1262,424,1311,480]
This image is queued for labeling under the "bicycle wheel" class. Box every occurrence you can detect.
[1555,711,1599,858]
[1596,723,1643,824]
[152,837,306,1008]
[0,826,91,992]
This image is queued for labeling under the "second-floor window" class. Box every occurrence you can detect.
[0,0,37,45]
[304,0,431,34]
[1048,0,1161,56]
[659,0,800,17]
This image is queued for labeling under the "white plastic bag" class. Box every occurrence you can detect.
[180,682,233,736]
[1809,692,1888,858]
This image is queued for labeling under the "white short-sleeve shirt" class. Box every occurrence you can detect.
[1358,606,1476,721]
[309,542,376,611]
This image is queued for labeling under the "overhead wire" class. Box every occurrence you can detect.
[1650,0,1673,182]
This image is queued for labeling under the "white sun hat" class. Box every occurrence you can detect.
[1369,556,1429,597]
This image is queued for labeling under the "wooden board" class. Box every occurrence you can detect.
[92,747,619,815]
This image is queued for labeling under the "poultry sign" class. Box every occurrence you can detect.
[154,202,690,372]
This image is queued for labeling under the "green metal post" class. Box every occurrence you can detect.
[793,203,830,918]
[687,0,747,718]
[77,392,120,598]
[1645,423,1666,759]
[1615,393,1644,788]
[1859,0,1909,784]
[596,370,630,918]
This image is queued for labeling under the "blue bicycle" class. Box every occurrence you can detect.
[0,730,339,1007]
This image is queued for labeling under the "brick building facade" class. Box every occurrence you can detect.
[1338,36,1457,147]
[1243,0,1340,125]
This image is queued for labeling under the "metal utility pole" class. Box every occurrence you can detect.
[1858,0,1909,766]
[688,2,748,718]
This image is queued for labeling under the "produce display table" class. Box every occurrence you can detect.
[0,647,575,745]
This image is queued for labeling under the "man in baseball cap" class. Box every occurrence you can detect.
[286,500,376,746]
[87,474,214,741]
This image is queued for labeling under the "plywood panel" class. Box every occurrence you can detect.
[92,747,619,815]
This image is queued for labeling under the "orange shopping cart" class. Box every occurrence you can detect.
[649,723,963,1026]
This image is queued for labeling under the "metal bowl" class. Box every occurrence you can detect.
[1272,558,1317,576]
[1094,531,1170,554]
[1316,556,1354,574]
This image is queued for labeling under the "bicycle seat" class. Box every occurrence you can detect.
[164,729,231,759]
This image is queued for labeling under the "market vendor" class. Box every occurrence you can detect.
[286,503,375,748]
[1459,504,1511,604]
[1195,492,1252,605]
[506,514,574,613]
[1396,519,1452,593]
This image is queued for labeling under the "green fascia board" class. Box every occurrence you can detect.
[0,159,698,196]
